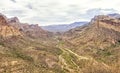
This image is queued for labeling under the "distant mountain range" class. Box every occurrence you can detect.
[108,13,120,18]
[41,22,88,32]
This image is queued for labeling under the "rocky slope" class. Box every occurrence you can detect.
[8,17,53,39]
[0,14,22,38]
[63,15,120,72]
[0,14,60,73]
[0,13,52,39]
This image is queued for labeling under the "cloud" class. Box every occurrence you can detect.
[25,4,33,10]
[79,8,118,20]
[10,0,16,3]
[0,0,120,25]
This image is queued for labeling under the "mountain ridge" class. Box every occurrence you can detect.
[0,14,22,38]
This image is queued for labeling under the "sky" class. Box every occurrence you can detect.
[0,0,120,26]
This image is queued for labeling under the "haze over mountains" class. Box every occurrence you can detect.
[108,13,120,18]
[41,22,88,32]
[0,13,120,73]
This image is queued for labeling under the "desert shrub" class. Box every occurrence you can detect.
[11,50,33,62]
[118,40,120,44]
[82,62,111,73]
[0,42,5,46]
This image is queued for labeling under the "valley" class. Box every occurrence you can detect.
[0,13,120,73]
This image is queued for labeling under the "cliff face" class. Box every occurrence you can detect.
[0,14,22,38]
[0,14,7,25]
[91,15,120,31]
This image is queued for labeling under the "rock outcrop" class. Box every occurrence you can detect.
[8,17,20,23]
[0,14,22,38]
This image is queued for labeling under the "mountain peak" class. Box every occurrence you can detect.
[0,14,22,38]
[8,17,20,23]
[0,13,8,25]
[108,13,120,18]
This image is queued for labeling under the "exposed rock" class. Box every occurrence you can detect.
[0,14,8,25]
[8,17,20,23]
[0,14,22,38]
[0,26,22,38]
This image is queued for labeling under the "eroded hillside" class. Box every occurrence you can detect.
[63,15,120,73]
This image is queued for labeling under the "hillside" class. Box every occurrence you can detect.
[65,15,120,46]
[63,15,120,72]
[8,17,53,39]
[0,14,61,73]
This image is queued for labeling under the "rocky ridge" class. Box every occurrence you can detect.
[0,14,22,38]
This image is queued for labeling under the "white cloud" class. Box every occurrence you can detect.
[0,0,120,25]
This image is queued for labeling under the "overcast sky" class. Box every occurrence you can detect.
[0,0,120,26]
